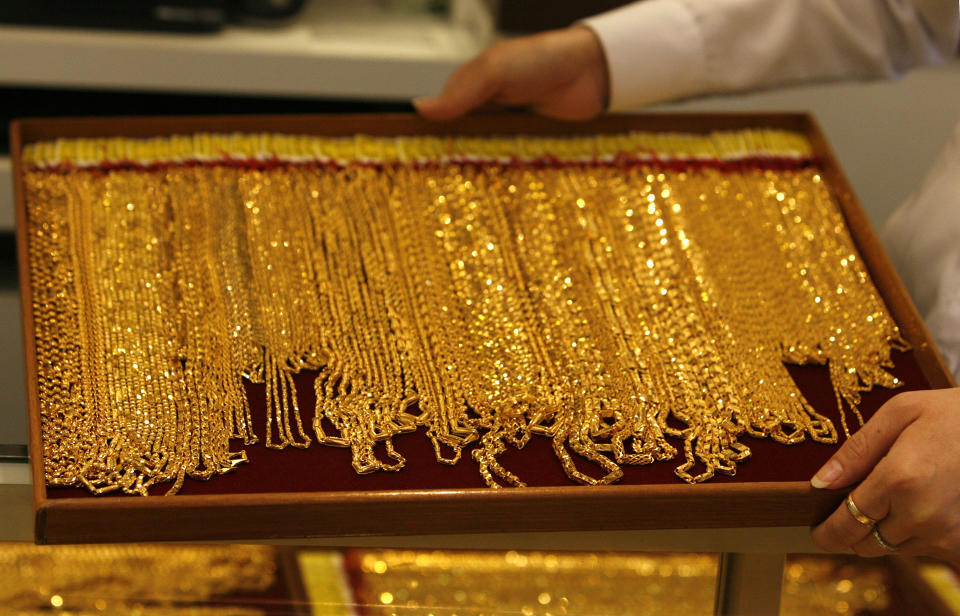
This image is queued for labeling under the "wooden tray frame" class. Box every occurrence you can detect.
[12,112,955,544]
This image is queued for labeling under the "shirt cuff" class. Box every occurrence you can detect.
[582,0,706,110]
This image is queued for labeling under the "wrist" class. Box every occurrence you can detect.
[568,25,610,111]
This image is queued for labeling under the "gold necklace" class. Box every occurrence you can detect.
[22,130,906,493]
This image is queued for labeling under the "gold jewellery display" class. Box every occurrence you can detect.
[21,129,906,495]
[344,549,889,616]
[0,543,276,614]
[354,549,721,616]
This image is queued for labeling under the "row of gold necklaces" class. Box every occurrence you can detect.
[24,152,904,494]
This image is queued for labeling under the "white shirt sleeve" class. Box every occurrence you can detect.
[883,121,960,383]
[583,0,959,110]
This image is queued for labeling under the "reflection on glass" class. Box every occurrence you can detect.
[0,543,919,616]
[297,551,355,616]
[918,562,960,614]
[0,543,276,615]
[315,550,720,616]
[780,556,888,615]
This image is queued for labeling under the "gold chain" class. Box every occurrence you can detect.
[22,131,906,493]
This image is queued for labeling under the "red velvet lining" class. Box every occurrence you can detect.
[27,153,818,175]
[46,349,927,499]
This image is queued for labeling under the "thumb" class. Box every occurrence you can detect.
[811,392,921,489]
[411,96,474,122]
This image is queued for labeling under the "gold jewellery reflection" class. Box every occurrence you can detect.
[0,543,894,616]
[352,550,720,616]
[306,549,891,616]
[781,556,889,616]
[0,543,276,615]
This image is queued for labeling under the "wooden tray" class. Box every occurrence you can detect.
[12,112,954,544]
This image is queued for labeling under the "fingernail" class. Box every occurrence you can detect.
[811,459,842,489]
[412,97,432,110]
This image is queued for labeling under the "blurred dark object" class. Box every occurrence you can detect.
[497,0,631,33]
[0,86,411,153]
[0,444,28,462]
[0,0,308,33]
[239,0,306,19]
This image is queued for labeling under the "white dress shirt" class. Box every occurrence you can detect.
[584,0,960,380]
[883,122,960,379]
[583,0,957,110]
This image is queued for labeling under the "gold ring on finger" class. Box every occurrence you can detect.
[845,494,881,526]
[871,526,900,553]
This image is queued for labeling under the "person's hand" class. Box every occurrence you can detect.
[413,26,609,122]
[811,388,960,563]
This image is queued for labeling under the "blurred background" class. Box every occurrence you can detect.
[0,3,958,613]
[1,543,957,615]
